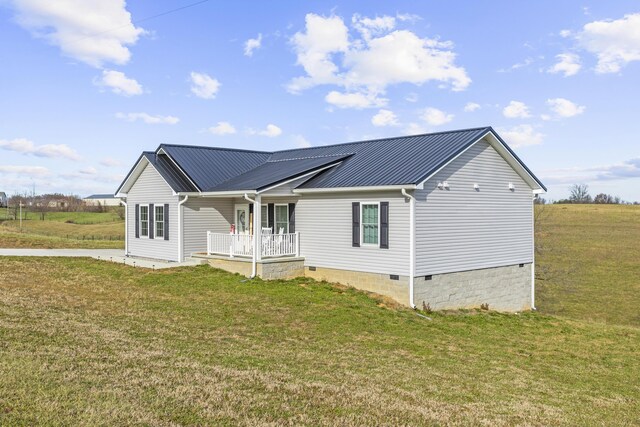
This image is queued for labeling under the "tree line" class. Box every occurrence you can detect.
[535,184,639,205]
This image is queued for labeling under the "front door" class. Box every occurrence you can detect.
[235,204,249,234]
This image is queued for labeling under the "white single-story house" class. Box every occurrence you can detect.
[116,127,546,311]
[83,194,121,207]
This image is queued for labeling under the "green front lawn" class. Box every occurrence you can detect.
[1,257,638,425]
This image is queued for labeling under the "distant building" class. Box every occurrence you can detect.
[83,194,121,207]
[0,192,7,208]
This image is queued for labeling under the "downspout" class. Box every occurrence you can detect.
[401,188,416,308]
[120,199,128,257]
[243,193,257,278]
[178,195,189,261]
[531,193,536,310]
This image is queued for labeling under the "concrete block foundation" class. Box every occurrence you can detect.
[413,264,532,312]
[202,254,532,312]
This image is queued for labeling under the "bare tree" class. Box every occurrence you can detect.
[569,184,592,203]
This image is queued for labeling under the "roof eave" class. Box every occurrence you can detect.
[293,184,417,194]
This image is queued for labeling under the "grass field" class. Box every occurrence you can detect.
[1,257,638,426]
[535,204,640,327]
[0,211,124,249]
[0,204,638,425]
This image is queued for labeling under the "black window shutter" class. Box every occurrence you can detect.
[149,203,154,239]
[268,203,275,230]
[164,203,169,240]
[248,204,254,234]
[135,204,139,238]
[288,203,296,233]
[380,201,389,249]
[352,202,360,247]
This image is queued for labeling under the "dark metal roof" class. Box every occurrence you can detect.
[144,152,198,192]
[295,127,491,188]
[118,127,545,194]
[210,154,351,191]
[160,144,270,191]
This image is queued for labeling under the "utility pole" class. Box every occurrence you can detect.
[19,202,23,231]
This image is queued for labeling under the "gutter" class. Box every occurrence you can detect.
[401,188,416,308]
[531,193,536,310]
[243,193,257,278]
[120,198,128,257]
[178,195,189,261]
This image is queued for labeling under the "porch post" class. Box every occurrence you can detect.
[254,195,262,262]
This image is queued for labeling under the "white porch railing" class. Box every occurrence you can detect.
[206,232,300,258]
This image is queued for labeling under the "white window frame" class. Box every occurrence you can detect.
[155,205,164,238]
[360,202,380,247]
[261,205,269,229]
[139,204,149,238]
[274,203,289,234]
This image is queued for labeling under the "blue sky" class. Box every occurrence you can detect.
[1,0,639,201]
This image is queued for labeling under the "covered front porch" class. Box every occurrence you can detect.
[206,231,300,259]
[182,192,304,278]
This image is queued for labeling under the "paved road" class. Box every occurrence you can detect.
[0,249,204,269]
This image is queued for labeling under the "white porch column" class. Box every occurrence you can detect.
[254,194,262,262]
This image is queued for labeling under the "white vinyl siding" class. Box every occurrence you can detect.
[414,139,534,276]
[295,191,409,275]
[126,164,179,261]
[182,197,233,259]
[260,175,312,196]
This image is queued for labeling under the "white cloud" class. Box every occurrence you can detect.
[577,13,640,73]
[352,14,396,40]
[100,157,121,167]
[405,92,418,103]
[115,112,179,125]
[9,0,144,68]
[498,57,534,73]
[371,109,399,127]
[548,53,581,77]
[325,90,387,109]
[244,33,262,56]
[540,158,640,185]
[463,102,480,112]
[208,121,236,135]
[403,122,427,135]
[249,124,282,137]
[497,125,544,148]
[288,14,349,93]
[288,13,470,109]
[190,72,220,99]
[95,70,143,96]
[0,165,50,176]
[0,138,81,161]
[421,107,453,126]
[79,166,97,175]
[560,29,572,38]
[292,134,312,148]
[547,98,585,118]
[502,101,531,119]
